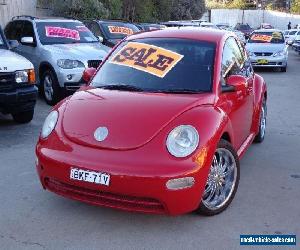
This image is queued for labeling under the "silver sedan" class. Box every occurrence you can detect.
[246,29,288,72]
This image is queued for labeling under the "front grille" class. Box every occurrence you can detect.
[88,60,102,69]
[0,72,15,91]
[45,178,165,214]
[254,52,273,56]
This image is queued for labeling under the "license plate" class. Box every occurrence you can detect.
[257,59,268,64]
[70,168,110,186]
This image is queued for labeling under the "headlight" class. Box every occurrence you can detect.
[15,70,28,83]
[166,125,199,158]
[41,110,59,139]
[273,51,284,57]
[57,59,85,69]
[15,69,36,84]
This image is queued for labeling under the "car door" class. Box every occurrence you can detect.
[14,21,39,69]
[220,37,254,149]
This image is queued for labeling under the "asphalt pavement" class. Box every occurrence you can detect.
[0,49,299,250]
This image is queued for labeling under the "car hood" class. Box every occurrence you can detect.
[61,88,214,150]
[246,43,285,53]
[44,43,110,60]
[0,49,33,71]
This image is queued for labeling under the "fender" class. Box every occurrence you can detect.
[38,62,57,85]
[252,73,267,134]
[163,105,235,154]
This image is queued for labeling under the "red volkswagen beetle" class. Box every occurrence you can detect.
[36,28,267,216]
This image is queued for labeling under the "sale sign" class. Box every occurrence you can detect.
[45,26,80,40]
[109,42,184,78]
[108,26,134,36]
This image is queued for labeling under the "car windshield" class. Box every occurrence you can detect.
[0,29,8,49]
[91,38,215,93]
[289,30,297,35]
[101,22,140,39]
[36,21,98,45]
[248,31,284,44]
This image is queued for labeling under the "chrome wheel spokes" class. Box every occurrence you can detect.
[44,75,53,101]
[260,104,266,138]
[202,148,237,210]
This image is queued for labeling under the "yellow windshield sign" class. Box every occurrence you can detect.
[108,26,134,35]
[109,42,184,78]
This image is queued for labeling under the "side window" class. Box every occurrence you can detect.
[5,21,23,41]
[21,21,35,39]
[221,37,245,81]
[89,23,103,37]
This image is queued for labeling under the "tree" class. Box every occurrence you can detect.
[52,0,109,19]
[170,0,206,20]
[291,0,300,14]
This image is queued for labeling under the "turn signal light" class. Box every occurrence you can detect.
[28,69,36,84]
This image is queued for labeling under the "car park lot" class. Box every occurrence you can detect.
[0,48,300,249]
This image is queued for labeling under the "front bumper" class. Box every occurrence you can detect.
[0,86,38,114]
[56,67,86,91]
[36,136,212,215]
[250,55,287,67]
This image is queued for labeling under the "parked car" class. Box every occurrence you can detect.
[36,28,267,216]
[246,29,288,72]
[0,25,37,123]
[258,23,273,29]
[5,16,110,105]
[216,23,230,29]
[292,34,300,54]
[286,29,300,45]
[235,23,253,38]
[135,23,166,31]
[84,20,140,48]
[199,22,218,29]
[219,26,246,44]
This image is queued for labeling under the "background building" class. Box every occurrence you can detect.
[0,0,37,27]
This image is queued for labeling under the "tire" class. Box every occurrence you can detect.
[280,66,287,72]
[41,69,62,106]
[254,98,267,143]
[12,110,34,123]
[196,139,240,216]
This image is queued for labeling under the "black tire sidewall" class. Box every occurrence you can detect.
[41,69,61,106]
[196,139,240,216]
[12,110,34,123]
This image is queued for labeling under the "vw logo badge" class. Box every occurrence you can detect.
[94,127,109,142]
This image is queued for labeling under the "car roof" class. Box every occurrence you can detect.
[95,20,133,24]
[127,28,228,43]
[35,18,81,23]
[253,29,282,33]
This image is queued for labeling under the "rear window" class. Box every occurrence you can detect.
[91,38,216,93]
[101,22,140,39]
[248,31,284,44]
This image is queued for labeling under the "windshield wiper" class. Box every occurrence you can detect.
[154,88,202,94]
[98,84,144,92]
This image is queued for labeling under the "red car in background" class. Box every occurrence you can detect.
[36,28,267,216]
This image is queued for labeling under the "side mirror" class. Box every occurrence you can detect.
[97,36,104,43]
[8,40,19,49]
[223,75,247,92]
[20,37,34,46]
[82,67,97,83]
